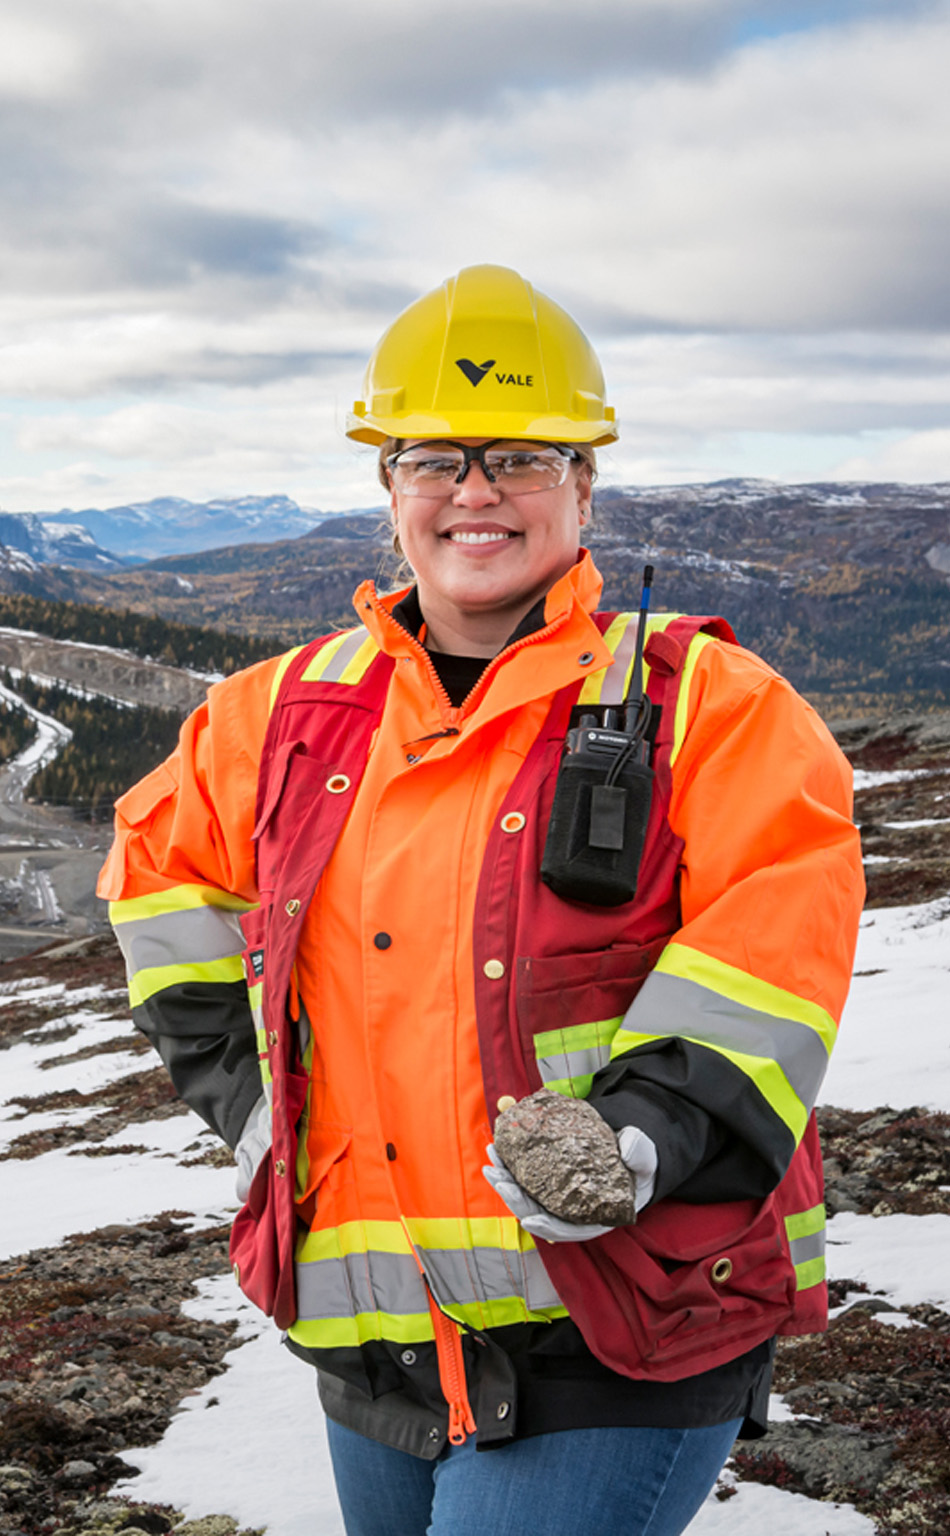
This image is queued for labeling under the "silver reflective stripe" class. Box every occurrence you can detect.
[628,971,830,1111]
[114,905,246,978]
[295,1243,562,1322]
[297,1250,427,1322]
[599,617,640,706]
[788,1226,824,1269]
[537,1043,611,1088]
[320,626,370,682]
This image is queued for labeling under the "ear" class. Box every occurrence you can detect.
[575,462,593,524]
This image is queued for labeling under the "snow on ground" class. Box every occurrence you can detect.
[0,1142,236,1260]
[115,1278,344,1536]
[825,898,950,1112]
[827,1211,950,1313]
[3,893,949,1533]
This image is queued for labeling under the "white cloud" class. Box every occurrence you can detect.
[832,428,950,482]
[0,1,949,509]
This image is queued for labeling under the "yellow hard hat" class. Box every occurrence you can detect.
[347,264,618,446]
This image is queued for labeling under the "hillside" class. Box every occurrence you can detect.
[2,480,947,715]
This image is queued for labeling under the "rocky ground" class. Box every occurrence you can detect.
[1,712,949,1534]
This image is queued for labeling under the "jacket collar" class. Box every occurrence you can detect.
[353,548,605,661]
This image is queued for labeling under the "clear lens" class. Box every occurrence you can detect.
[390,441,574,496]
[482,446,570,490]
[391,447,467,492]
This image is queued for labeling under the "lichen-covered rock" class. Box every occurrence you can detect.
[494,1089,636,1225]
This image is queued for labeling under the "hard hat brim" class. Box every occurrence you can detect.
[346,409,618,447]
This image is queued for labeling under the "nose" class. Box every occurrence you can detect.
[452,462,502,508]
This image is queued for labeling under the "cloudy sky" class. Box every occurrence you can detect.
[1,0,949,513]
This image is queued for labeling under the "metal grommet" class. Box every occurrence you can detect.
[326,774,351,794]
[711,1257,733,1285]
[406,753,420,765]
[496,1401,511,1420]
[577,651,595,666]
[497,1096,517,1113]
[275,1159,287,1178]
[268,1030,278,1045]
[285,898,301,917]
[501,812,526,834]
[483,959,506,980]
[400,1349,417,1366]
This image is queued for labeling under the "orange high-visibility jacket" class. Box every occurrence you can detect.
[100,552,864,1445]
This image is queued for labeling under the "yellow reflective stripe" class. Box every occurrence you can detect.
[337,634,382,685]
[110,886,254,925]
[578,614,630,706]
[441,1296,569,1330]
[300,627,381,686]
[288,1310,435,1350]
[405,1215,536,1253]
[785,1203,825,1242]
[794,1255,826,1290]
[532,1015,622,1097]
[577,612,684,707]
[129,955,245,1008]
[297,1220,415,1264]
[300,629,352,682]
[611,1025,807,1139]
[654,945,838,1058]
[671,632,716,766]
[268,645,305,712]
[532,1016,620,1058]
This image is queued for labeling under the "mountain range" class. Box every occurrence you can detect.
[1,480,948,715]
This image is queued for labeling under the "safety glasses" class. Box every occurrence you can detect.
[386,440,580,497]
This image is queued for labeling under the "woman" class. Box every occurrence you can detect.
[99,265,864,1535]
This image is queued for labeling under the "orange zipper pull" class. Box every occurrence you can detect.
[426,1290,477,1445]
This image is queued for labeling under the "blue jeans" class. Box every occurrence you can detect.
[326,1417,741,1536]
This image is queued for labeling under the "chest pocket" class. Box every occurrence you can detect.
[516,940,667,1097]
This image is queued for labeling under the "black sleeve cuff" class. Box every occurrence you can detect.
[588,1038,797,1203]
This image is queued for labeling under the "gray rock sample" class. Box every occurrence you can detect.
[494,1088,637,1226]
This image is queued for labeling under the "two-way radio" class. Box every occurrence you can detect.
[540,565,656,907]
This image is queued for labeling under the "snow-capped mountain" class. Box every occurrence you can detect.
[40,494,325,560]
[0,512,127,572]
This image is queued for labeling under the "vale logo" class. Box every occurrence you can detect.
[455,358,535,388]
[455,358,495,387]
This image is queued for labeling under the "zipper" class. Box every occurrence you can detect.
[375,591,575,735]
[426,1287,477,1445]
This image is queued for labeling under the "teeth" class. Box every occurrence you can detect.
[447,530,514,544]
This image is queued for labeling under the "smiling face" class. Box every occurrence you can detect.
[389,439,592,656]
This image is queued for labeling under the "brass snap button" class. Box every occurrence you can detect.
[497,1096,517,1113]
[232,1262,240,1283]
[711,1257,733,1285]
[268,1030,278,1045]
[275,1159,287,1178]
[501,812,526,834]
[326,774,351,794]
[285,898,301,917]
[483,959,506,980]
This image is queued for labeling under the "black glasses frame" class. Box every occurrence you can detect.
[385,439,580,486]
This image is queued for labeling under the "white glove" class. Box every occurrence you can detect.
[234,1094,272,1202]
[482,1144,614,1242]
[617,1125,658,1213]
